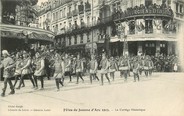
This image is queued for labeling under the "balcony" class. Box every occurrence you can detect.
[97,16,113,25]
[113,3,174,22]
[67,12,72,18]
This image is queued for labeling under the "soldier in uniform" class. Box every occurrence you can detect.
[89,54,99,84]
[148,57,154,76]
[53,53,65,91]
[33,52,45,90]
[119,54,130,82]
[75,54,84,84]
[99,53,110,85]
[64,53,72,82]
[109,57,118,81]
[138,56,144,75]
[132,57,140,82]
[16,51,35,89]
[143,55,150,77]
[13,52,25,88]
[1,50,15,97]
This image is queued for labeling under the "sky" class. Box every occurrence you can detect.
[37,0,48,6]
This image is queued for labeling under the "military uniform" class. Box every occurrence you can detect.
[17,56,35,89]
[75,57,84,84]
[99,55,110,85]
[89,57,99,84]
[64,57,72,82]
[132,58,140,82]
[34,56,45,89]
[109,57,118,81]
[53,57,64,91]
[13,57,25,87]
[119,56,130,81]
[143,56,150,77]
[1,55,15,97]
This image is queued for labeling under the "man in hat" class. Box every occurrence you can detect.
[0,50,15,97]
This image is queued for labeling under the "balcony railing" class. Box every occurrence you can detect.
[97,16,113,25]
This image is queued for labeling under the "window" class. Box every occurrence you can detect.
[56,12,58,20]
[68,36,71,45]
[128,21,135,34]
[74,21,77,29]
[87,33,90,42]
[60,10,62,18]
[69,22,72,28]
[63,8,66,17]
[80,34,83,43]
[74,35,77,44]
[145,0,152,6]
[176,3,179,13]
[87,16,90,26]
[69,6,71,13]
[145,19,153,34]
[53,13,55,21]
[69,36,71,45]
[180,5,183,13]
[74,3,77,10]
[53,26,55,31]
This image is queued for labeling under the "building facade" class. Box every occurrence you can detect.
[1,0,55,51]
[37,0,184,56]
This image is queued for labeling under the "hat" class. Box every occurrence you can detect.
[2,50,10,56]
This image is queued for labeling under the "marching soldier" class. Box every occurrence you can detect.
[109,57,118,81]
[53,53,65,91]
[1,50,15,97]
[64,53,72,82]
[16,51,35,89]
[149,57,154,76]
[89,54,99,84]
[13,52,25,88]
[138,56,144,75]
[33,52,45,90]
[132,57,140,82]
[75,54,84,84]
[143,55,150,77]
[99,53,110,85]
[119,54,130,82]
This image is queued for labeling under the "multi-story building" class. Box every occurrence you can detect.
[1,0,55,51]
[37,0,184,56]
